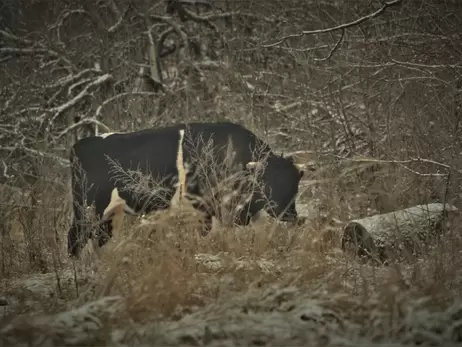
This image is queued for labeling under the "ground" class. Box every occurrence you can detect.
[1,196,462,346]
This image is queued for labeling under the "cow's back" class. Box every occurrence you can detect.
[72,127,184,176]
[69,121,271,216]
[70,127,184,214]
[180,122,270,165]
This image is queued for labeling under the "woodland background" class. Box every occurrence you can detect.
[1,0,462,346]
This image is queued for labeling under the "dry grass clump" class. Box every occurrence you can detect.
[71,204,332,320]
[0,178,70,279]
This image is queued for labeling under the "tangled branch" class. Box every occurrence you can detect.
[262,0,403,48]
[43,74,113,125]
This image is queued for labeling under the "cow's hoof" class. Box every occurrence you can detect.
[199,229,210,237]
[97,236,111,248]
[199,223,212,237]
[68,249,81,260]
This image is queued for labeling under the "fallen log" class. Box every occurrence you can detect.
[341,203,459,264]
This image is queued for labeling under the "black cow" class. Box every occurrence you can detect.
[67,122,304,258]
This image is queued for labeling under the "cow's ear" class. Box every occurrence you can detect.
[246,161,264,170]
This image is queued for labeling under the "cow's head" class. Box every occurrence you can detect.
[246,153,304,223]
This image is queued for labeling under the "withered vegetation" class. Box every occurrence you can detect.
[1,0,462,345]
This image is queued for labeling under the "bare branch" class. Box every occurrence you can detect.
[332,156,462,175]
[95,91,158,117]
[44,68,101,90]
[0,47,74,68]
[7,107,46,119]
[399,165,447,177]
[393,76,458,90]
[68,77,95,95]
[51,9,90,43]
[180,11,275,23]
[314,29,345,62]
[262,0,403,48]
[55,118,112,140]
[0,30,33,45]
[391,59,462,70]
[181,8,218,31]
[42,69,102,107]
[1,89,20,113]
[284,150,333,156]
[43,74,113,123]
[0,146,70,167]
[0,47,56,56]
[2,160,11,179]
[108,1,129,33]
[0,55,12,63]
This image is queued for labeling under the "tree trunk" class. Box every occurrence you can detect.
[341,203,459,264]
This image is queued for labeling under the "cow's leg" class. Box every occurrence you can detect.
[195,205,214,236]
[234,196,265,227]
[68,205,112,258]
[68,204,91,258]
[91,219,113,248]
[92,187,135,251]
[68,154,92,258]
[91,193,115,251]
[68,222,84,258]
[99,220,113,246]
[200,213,213,236]
[185,197,214,236]
[86,219,112,259]
[234,208,252,226]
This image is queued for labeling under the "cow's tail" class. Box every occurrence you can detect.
[67,148,87,258]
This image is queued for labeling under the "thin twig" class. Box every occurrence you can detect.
[108,1,129,33]
[95,91,158,117]
[331,155,462,175]
[262,0,402,48]
[0,146,70,167]
[314,29,345,62]
[56,118,112,140]
[44,68,101,90]
[391,59,462,70]
[43,74,112,123]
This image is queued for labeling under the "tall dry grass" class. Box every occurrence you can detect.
[1,150,460,332]
[0,133,460,347]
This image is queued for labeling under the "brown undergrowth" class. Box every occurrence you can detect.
[1,159,461,346]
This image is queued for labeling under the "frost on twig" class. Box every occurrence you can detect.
[56,118,112,140]
[95,92,158,118]
[264,0,402,47]
[43,74,113,124]
[0,145,70,168]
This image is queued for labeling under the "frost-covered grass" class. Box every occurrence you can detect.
[1,200,462,346]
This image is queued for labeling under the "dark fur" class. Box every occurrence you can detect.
[68,122,304,258]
